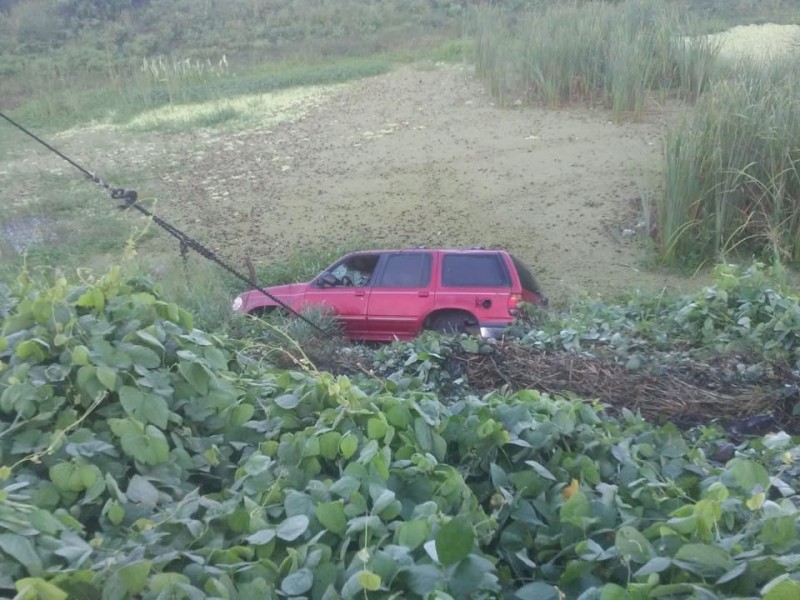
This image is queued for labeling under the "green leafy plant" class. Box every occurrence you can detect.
[3,268,800,598]
[513,262,800,371]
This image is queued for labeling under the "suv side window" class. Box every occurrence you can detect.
[441,253,510,287]
[318,254,380,287]
[375,253,432,287]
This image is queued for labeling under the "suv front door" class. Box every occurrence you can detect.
[367,252,435,340]
[302,253,381,337]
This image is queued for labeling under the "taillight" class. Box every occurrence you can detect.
[508,293,523,316]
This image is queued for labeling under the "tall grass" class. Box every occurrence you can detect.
[474,0,721,120]
[657,59,800,264]
[143,256,240,332]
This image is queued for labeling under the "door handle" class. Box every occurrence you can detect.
[418,291,430,297]
[354,290,366,297]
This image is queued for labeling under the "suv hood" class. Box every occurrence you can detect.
[239,282,309,311]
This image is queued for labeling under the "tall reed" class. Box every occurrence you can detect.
[473,0,721,120]
[657,59,800,264]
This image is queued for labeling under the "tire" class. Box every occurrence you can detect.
[428,311,478,335]
[249,306,277,319]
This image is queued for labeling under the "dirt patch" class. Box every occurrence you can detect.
[1,63,703,302]
[151,63,698,303]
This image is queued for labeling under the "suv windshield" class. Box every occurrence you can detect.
[441,253,510,287]
[510,254,541,293]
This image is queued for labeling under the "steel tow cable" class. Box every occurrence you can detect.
[0,111,330,336]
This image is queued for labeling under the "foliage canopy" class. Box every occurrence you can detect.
[2,268,800,598]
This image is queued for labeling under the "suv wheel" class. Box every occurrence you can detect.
[250,306,277,318]
[428,311,478,335]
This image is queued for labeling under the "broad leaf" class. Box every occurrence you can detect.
[435,516,474,566]
[109,419,170,465]
[397,520,429,550]
[357,570,381,591]
[727,458,770,492]
[763,576,800,600]
[281,568,313,596]
[339,434,358,459]
[119,386,169,429]
[276,515,309,541]
[0,534,43,575]
[615,526,654,564]
[515,582,561,600]
[635,556,672,577]
[403,565,442,596]
[316,501,346,535]
[673,544,734,577]
[119,560,152,595]
[525,459,556,481]
[126,475,159,508]
[246,529,276,545]
[14,578,67,600]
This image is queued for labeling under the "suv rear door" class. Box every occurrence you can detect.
[367,251,435,340]
[435,251,514,326]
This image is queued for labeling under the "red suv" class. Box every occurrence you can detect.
[232,249,547,341]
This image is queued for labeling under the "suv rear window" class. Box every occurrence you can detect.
[375,253,432,287]
[510,254,541,293]
[441,253,510,287]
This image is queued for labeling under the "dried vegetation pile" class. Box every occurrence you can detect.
[462,342,800,434]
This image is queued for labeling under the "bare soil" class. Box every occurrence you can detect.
[1,63,706,303]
